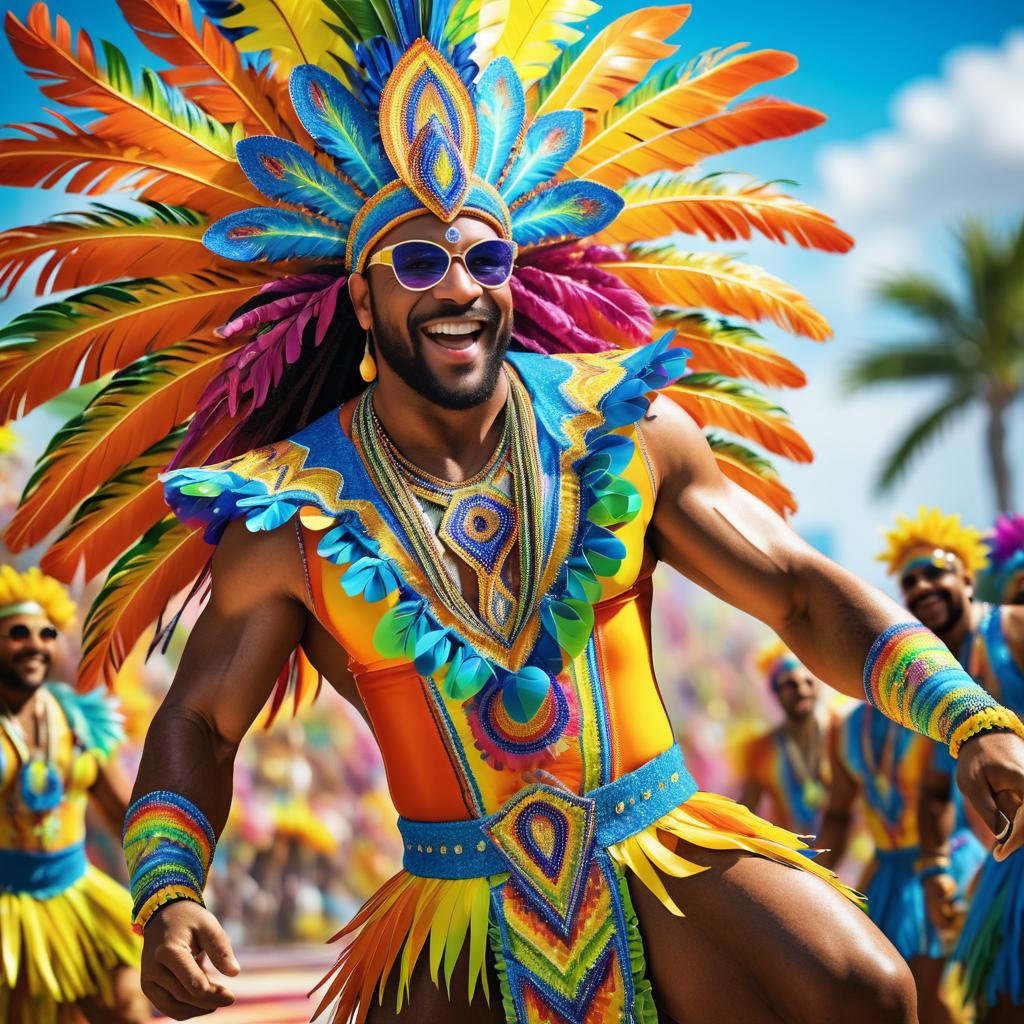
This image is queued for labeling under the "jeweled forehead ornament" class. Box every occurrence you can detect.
[203,39,624,276]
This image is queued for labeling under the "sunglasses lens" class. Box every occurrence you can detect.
[391,241,451,290]
[923,564,945,582]
[41,627,58,641]
[7,625,29,640]
[465,239,515,287]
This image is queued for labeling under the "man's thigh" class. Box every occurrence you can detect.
[629,841,917,1024]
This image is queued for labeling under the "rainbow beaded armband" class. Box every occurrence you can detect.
[123,791,216,934]
[864,622,1024,758]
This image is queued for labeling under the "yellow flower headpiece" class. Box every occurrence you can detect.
[877,506,989,578]
[0,565,76,629]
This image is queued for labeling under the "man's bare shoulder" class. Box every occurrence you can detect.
[636,393,715,494]
[210,518,306,608]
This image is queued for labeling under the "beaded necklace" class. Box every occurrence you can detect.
[0,687,65,818]
[354,370,543,646]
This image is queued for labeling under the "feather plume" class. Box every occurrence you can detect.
[533,4,689,122]
[570,48,798,178]
[216,0,356,76]
[6,6,239,166]
[203,207,347,262]
[665,374,812,462]
[601,244,832,340]
[705,431,795,517]
[583,97,825,187]
[603,173,853,252]
[491,0,600,88]
[466,0,510,69]
[499,110,582,206]
[472,57,526,185]
[117,0,292,137]
[5,338,235,553]
[0,202,208,297]
[79,515,210,689]
[0,270,265,421]
[652,310,805,387]
[510,180,623,248]
[0,114,260,218]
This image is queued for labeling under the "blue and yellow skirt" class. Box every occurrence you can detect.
[313,746,859,1024]
[0,843,141,1024]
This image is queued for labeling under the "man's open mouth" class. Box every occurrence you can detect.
[419,318,488,349]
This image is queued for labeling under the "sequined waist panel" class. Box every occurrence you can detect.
[0,840,87,897]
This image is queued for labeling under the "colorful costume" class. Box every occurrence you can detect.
[951,602,1024,1013]
[0,569,140,1024]
[977,515,1024,606]
[832,704,984,961]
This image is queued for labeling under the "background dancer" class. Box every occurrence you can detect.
[977,515,1024,608]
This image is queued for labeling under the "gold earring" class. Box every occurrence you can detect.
[359,333,377,382]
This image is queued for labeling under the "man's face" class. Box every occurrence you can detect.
[0,613,56,692]
[773,666,818,723]
[352,214,514,409]
[899,546,972,637]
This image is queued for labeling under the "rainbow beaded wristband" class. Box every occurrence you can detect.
[864,622,1024,758]
[123,790,216,934]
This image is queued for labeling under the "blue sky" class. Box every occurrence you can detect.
[0,0,1021,595]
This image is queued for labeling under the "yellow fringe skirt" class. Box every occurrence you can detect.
[313,790,860,1023]
[0,864,142,1024]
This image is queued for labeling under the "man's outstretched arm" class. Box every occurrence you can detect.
[128,519,309,1020]
[640,396,1024,852]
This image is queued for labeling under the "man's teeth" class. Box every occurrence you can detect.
[423,320,484,336]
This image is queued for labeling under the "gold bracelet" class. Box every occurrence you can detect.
[132,885,205,935]
[914,854,952,874]
[949,706,1024,758]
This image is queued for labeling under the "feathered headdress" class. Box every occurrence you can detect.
[0,564,76,628]
[0,0,852,694]
[755,638,800,687]
[977,514,1024,604]
[877,507,989,579]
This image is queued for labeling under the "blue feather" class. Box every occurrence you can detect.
[500,110,583,206]
[510,181,624,248]
[472,57,525,186]
[289,65,391,196]
[203,208,346,263]
[235,136,362,225]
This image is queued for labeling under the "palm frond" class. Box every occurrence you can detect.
[653,310,805,387]
[875,389,973,493]
[79,515,209,689]
[705,430,796,516]
[873,273,965,331]
[0,201,208,297]
[603,244,832,340]
[602,173,852,252]
[665,373,812,462]
[842,341,966,393]
[0,270,265,421]
[6,338,234,552]
[532,5,689,121]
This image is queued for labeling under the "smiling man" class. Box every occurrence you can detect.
[0,566,146,1024]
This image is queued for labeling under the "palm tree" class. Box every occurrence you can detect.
[845,218,1024,512]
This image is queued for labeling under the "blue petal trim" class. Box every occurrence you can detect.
[47,683,125,759]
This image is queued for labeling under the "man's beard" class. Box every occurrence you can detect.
[0,658,49,693]
[911,591,964,637]
[370,300,512,410]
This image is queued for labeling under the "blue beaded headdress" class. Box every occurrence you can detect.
[203,38,623,273]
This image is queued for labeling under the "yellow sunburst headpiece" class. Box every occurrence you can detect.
[0,565,76,629]
[877,507,989,578]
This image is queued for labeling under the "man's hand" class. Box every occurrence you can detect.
[956,731,1024,860]
[922,872,961,936]
[141,901,239,1019]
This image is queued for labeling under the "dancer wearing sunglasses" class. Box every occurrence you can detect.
[738,641,832,836]
[4,4,1024,1024]
[877,510,1024,1023]
[0,567,146,1024]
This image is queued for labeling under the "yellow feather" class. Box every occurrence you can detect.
[221,0,355,77]
[610,835,683,915]
[467,878,491,1004]
[534,4,689,121]
[443,881,474,990]
[470,0,513,70]
[0,895,22,987]
[20,900,61,999]
[634,828,708,878]
[600,247,832,340]
[492,0,602,88]
[428,883,463,987]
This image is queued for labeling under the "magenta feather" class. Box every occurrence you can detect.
[991,514,1024,565]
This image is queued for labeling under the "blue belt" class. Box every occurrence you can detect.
[0,841,87,897]
[398,745,697,879]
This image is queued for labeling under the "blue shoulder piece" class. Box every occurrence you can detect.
[47,684,125,760]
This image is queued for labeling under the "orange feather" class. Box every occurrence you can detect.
[602,174,854,252]
[4,338,236,553]
[0,115,259,217]
[665,378,812,462]
[0,270,266,421]
[78,516,210,689]
[601,247,832,340]
[708,444,797,518]
[655,311,806,387]
[532,5,690,122]
[570,48,799,179]
[0,208,209,297]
